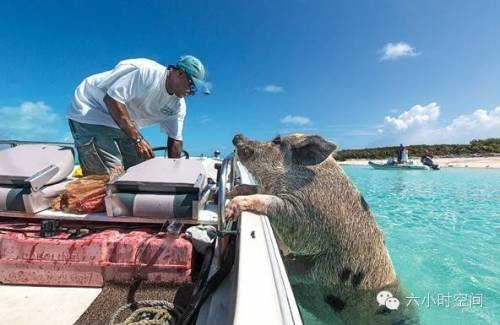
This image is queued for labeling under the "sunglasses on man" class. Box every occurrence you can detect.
[185,74,197,96]
[168,64,198,96]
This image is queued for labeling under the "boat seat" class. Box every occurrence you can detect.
[0,144,74,213]
[105,157,209,220]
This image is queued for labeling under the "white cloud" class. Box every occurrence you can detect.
[380,103,500,144]
[384,102,440,130]
[260,84,284,93]
[0,101,61,140]
[347,130,380,136]
[380,42,419,61]
[280,115,312,126]
[278,127,319,135]
[198,114,212,124]
[440,107,500,141]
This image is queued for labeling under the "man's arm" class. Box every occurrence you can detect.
[168,137,183,158]
[103,94,153,159]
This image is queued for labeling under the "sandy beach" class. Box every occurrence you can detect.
[338,156,500,168]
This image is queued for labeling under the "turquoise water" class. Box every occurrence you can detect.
[337,166,500,325]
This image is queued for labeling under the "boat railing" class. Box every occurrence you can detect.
[217,152,236,230]
[0,139,74,148]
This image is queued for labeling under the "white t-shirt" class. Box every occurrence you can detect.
[402,150,409,163]
[67,58,186,140]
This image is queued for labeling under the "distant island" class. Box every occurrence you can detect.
[335,138,500,161]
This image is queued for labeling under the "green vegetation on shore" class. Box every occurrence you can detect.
[334,138,500,161]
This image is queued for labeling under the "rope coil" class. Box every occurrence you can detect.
[108,300,174,325]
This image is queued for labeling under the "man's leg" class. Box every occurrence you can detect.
[68,119,124,175]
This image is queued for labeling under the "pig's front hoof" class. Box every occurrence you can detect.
[224,202,239,221]
[225,198,240,221]
[225,196,253,221]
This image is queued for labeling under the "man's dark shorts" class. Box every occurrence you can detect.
[68,119,145,175]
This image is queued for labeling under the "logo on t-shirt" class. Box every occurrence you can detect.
[160,105,175,116]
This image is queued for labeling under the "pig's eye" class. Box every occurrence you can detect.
[271,136,281,145]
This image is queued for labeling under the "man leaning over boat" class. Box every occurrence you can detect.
[67,55,210,176]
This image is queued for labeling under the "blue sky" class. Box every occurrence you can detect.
[1,0,499,155]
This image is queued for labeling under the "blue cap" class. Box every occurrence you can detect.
[176,55,210,95]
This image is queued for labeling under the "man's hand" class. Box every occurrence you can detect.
[103,95,154,160]
[168,137,183,158]
[135,138,154,159]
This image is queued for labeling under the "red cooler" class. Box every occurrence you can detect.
[0,222,193,287]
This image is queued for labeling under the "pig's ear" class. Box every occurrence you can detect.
[289,135,337,166]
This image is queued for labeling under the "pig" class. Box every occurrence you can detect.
[225,133,418,324]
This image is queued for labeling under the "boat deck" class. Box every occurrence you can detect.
[0,285,101,325]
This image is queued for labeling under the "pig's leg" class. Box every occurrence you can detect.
[226,184,261,199]
[225,194,283,220]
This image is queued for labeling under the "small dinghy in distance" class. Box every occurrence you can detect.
[368,160,430,170]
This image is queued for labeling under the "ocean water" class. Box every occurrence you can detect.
[312,166,499,325]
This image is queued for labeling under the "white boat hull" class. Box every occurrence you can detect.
[369,161,430,170]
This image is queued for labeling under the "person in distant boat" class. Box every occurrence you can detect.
[396,143,404,164]
[401,148,409,163]
[421,149,439,169]
[67,56,210,176]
